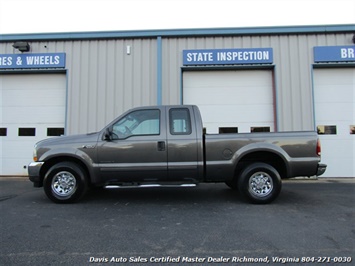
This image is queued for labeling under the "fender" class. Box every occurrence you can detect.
[39,147,96,183]
[232,142,291,177]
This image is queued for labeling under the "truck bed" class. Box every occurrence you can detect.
[204,131,320,182]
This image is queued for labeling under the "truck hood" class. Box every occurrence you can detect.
[36,132,101,147]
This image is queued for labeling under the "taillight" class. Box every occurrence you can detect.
[317,138,321,156]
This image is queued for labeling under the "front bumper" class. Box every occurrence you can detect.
[317,163,327,176]
[28,162,45,187]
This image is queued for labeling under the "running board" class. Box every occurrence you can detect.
[104,183,197,189]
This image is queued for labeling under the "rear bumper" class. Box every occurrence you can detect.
[317,163,327,176]
[28,162,44,187]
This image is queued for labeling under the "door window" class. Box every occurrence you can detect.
[0,128,7,136]
[169,108,192,135]
[112,109,160,139]
[219,127,238,133]
[317,125,337,135]
[251,127,270,133]
[18,128,36,136]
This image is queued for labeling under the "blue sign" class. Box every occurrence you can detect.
[0,53,66,69]
[314,46,355,63]
[183,48,273,65]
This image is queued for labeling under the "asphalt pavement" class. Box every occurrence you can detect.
[0,176,354,265]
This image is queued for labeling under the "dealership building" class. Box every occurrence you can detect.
[0,24,354,177]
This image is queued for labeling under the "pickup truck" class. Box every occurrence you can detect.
[28,105,326,204]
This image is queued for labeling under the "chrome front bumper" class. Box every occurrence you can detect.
[28,162,44,187]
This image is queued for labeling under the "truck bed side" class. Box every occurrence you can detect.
[203,131,320,182]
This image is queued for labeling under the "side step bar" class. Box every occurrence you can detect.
[104,183,197,189]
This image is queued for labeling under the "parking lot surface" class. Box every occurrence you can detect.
[0,176,354,265]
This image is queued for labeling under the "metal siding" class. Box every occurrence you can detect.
[68,40,156,133]
[0,39,157,134]
[162,33,354,131]
[1,29,354,134]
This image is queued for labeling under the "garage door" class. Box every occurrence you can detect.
[183,70,274,133]
[313,68,355,177]
[0,74,66,175]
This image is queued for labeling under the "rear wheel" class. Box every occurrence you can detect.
[43,162,88,203]
[238,162,281,204]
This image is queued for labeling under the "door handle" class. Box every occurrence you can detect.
[157,141,166,151]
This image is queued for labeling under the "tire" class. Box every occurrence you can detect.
[225,180,238,190]
[43,162,88,203]
[238,162,282,204]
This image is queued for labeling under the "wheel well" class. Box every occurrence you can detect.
[40,156,91,184]
[235,151,287,179]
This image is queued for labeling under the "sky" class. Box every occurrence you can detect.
[0,0,354,34]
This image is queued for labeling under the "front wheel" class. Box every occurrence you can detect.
[43,162,88,203]
[238,162,282,204]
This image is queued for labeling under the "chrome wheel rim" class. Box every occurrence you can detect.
[248,171,273,197]
[51,171,76,197]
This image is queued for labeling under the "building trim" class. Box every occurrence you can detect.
[157,36,162,105]
[0,69,66,74]
[1,24,354,42]
[312,63,355,69]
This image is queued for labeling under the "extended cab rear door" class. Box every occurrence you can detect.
[166,106,201,181]
[97,107,168,182]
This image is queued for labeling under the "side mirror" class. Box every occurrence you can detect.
[104,128,112,141]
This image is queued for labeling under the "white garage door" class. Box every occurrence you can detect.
[183,70,274,133]
[314,68,355,177]
[0,74,66,175]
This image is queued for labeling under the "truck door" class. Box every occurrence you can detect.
[167,107,200,181]
[97,108,168,182]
